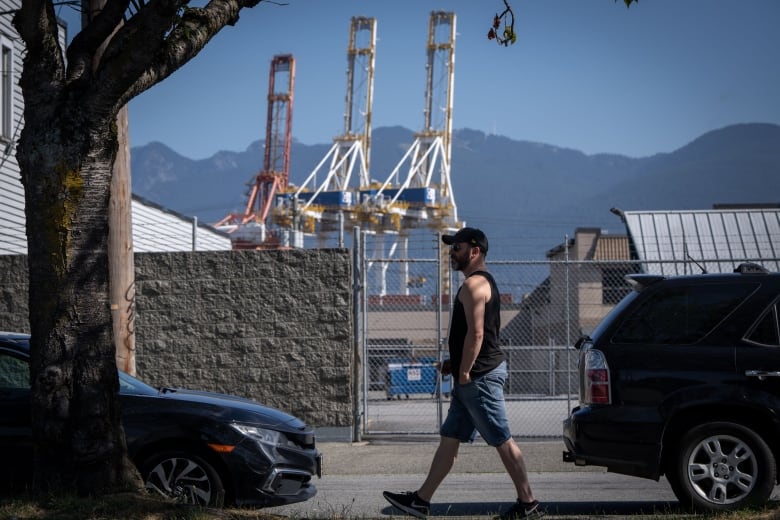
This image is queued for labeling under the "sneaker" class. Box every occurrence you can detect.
[383,490,430,519]
[495,499,544,520]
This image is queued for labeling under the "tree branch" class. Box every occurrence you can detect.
[83,0,185,114]
[65,0,132,85]
[91,0,262,113]
[13,1,67,120]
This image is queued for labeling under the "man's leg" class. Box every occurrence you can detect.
[496,437,535,503]
[417,435,460,501]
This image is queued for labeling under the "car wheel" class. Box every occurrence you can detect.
[141,450,226,506]
[670,422,775,512]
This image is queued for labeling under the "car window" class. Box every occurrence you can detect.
[611,282,758,345]
[590,289,640,340]
[747,302,780,346]
[0,351,30,389]
[118,371,159,396]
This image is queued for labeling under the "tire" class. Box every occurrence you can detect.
[669,422,775,512]
[140,450,226,506]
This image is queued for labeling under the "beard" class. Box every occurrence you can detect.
[450,255,469,271]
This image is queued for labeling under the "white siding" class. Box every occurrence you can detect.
[1,192,232,255]
[0,2,231,255]
[0,0,26,255]
[131,195,232,252]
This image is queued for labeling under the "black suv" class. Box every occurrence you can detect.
[563,263,780,512]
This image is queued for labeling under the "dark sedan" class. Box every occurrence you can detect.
[0,332,322,507]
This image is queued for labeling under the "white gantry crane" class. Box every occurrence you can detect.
[363,12,461,296]
[269,13,460,298]
[271,17,376,247]
[361,11,459,234]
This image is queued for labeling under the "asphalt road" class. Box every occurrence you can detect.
[264,439,780,518]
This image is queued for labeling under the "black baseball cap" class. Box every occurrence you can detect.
[442,227,488,253]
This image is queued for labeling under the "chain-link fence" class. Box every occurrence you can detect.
[355,231,778,439]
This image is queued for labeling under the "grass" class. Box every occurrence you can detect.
[0,493,283,520]
[704,509,780,520]
[2,493,780,520]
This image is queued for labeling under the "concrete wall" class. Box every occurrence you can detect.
[0,255,29,328]
[0,249,354,441]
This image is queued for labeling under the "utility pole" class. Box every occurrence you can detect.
[109,103,136,375]
[86,0,136,374]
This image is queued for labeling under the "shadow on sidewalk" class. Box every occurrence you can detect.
[384,499,687,518]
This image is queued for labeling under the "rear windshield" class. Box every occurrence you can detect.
[590,289,640,340]
[611,282,759,345]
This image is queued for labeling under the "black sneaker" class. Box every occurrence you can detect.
[383,490,430,519]
[495,499,544,520]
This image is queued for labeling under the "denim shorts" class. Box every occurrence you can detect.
[440,361,511,447]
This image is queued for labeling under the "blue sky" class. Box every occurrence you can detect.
[58,1,780,160]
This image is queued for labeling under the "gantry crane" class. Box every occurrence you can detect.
[271,17,376,246]
[363,12,459,233]
[360,12,461,296]
[216,54,295,249]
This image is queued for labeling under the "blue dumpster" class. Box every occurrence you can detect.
[386,357,451,399]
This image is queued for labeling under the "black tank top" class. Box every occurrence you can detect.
[448,270,506,378]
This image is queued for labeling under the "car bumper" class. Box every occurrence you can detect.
[226,443,322,507]
[562,405,662,480]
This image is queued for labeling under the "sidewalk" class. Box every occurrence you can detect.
[317,438,604,476]
[266,439,678,519]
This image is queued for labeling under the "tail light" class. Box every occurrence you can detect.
[581,350,611,405]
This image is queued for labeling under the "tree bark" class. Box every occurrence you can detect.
[18,113,141,494]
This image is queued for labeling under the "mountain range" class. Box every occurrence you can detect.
[130,122,780,258]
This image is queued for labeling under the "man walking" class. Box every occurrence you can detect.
[383,227,543,520]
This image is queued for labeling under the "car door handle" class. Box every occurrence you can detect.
[745,370,780,380]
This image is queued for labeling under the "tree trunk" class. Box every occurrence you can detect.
[19,108,141,495]
[12,0,263,498]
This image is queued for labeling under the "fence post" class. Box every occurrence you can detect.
[436,231,444,426]
[352,226,362,442]
[192,216,198,251]
[564,234,573,412]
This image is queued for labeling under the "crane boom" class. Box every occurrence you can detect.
[215,54,295,248]
[272,17,376,243]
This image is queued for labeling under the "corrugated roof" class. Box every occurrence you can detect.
[0,195,231,255]
[131,195,231,252]
[592,234,630,261]
[546,229,629,261]
[621,208,780,275]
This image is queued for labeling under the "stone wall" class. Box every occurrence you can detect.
[0,249,354,440]
[0,255,29,329]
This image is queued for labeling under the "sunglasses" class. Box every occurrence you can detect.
[450,243,472,252]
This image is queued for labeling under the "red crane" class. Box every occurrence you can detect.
[216,54,295,248]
